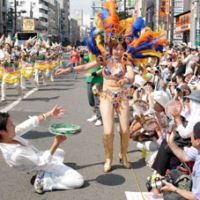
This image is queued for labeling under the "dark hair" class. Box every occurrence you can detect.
[176,74,184,81]
[109,40,127,54]
[145,81,155,90]
[193,122,200,139]
[0,112,9,131]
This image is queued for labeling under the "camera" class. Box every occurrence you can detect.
[146,174,173,192]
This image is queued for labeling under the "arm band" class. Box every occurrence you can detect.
[91,72,97,76]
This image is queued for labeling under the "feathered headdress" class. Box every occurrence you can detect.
[0,35,4,46]
[86,0,167,70]
[5,35,13,47]
[14,39,19,47]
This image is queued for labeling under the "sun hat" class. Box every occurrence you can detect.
[152,91,171,108]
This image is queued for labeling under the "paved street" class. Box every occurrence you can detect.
[0,72,151,200]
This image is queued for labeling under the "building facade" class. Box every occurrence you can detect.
[7,0,65,41]
[70,18,80,46]
[0,0,7,34]
[48,0,60,42]
[57,0,70,45]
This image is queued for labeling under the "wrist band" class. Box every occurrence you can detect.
[42,114,46,120]
[70,66,74,73]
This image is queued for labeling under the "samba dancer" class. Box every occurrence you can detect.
[56,37,134,173]
[56,1,167,172]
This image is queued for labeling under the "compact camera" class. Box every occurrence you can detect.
[146,174,173,191]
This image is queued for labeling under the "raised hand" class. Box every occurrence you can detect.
[47,105,65,118]
[55,68,68,76]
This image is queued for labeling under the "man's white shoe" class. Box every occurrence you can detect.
[95,119,103,126]
[87,115,97,122]
[34,171,44,194]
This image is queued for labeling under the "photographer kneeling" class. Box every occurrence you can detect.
[0,105,84,194]
[161,122,200,200]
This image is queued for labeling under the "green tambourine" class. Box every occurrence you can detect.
[48,123,81,136]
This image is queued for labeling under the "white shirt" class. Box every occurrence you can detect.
[0,117,63,173]
[0,49,5,61]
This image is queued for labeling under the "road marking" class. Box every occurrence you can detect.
[0,87,38,112]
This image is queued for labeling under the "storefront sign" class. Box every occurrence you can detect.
[175,12,191,33]
[23,19,35,31]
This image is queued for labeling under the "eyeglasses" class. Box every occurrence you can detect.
[0,112,9,131]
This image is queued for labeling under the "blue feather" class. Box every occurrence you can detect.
[86,28,101,56]
[131,54,160,67]
[156,45,163,52]
[83,38,88,46]
[101,8,110,20]
[132,17,145,38]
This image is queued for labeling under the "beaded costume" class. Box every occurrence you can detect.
[85,0,167,109]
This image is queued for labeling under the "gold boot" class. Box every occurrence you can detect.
[103,134,114,173]
[120,132,131,169]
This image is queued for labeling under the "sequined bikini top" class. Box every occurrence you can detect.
[102,57,126,81]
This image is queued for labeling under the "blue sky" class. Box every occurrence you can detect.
[70,0,101,26]
[70,0,102,26]
[71,0,93,15]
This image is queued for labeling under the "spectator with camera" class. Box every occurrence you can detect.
[161,121,200,200]
[152,90,200,176]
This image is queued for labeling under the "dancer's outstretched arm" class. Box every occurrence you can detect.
[55,60,99,76]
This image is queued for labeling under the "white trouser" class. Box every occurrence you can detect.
[45,69,54,82]
[34,69,47,85]
[41,163,84,191]
[1,81,22,100]
[21,76,37,89]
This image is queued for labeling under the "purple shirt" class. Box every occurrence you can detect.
[186,147,200,199]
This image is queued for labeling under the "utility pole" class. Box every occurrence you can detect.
[170,0,175,46]
[124,0,127,17]
[30,1,33,18]
[14,0,17,33]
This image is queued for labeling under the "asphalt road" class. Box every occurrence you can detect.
[0,68,152,200]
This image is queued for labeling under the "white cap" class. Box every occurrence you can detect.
[134,74,146,87]
[160,61,168,66]
[152,91,171,108]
